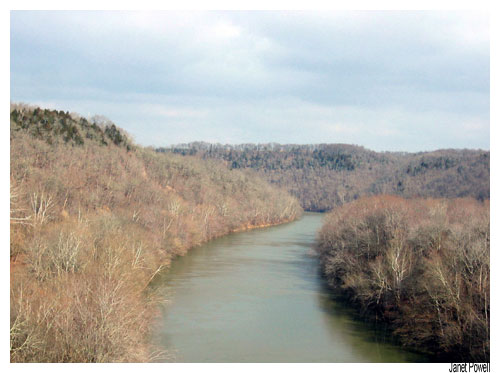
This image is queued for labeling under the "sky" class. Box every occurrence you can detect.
[10,10,490,152]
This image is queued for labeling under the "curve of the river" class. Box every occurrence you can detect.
[154,213,430,362]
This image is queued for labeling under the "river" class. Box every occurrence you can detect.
[154,213,429,362]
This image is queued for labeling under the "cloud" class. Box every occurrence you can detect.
[10,10,489,151]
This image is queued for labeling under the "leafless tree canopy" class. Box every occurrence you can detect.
[10,105,301,362]
[318,196,489,362]
[161,143,489,211]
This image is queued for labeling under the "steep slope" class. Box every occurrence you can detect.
[10,104,301,362]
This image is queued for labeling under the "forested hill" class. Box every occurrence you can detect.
[158,142,490,211]
[10,104,301,362]
[10,103,133,150]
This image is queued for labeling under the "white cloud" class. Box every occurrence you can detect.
[210,21,242,40]
[10,10,489,151]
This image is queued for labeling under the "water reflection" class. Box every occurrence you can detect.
[315,280,429,362]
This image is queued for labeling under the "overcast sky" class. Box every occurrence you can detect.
[10,10,489,151]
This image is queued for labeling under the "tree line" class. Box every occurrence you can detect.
[159,142,489,211]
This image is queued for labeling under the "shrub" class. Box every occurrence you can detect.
[318,196,489,361]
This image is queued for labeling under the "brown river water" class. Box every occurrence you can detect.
[154,213,430,362]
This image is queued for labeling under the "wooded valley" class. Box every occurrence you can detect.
[159,141,490,361]
[9,104,489,363]
[160,142,489,211]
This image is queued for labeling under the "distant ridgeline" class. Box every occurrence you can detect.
[158,142,490,211]
[10,103,132,150]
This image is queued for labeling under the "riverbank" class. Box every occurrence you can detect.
[230,218,297,233]
[317,195,489,362]
[10,211,301,363]
[154,213,430,362]
[10,105,302,362]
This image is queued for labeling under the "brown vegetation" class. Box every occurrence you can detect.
[317,195,489,361]
[10,104,302,362]
[161,142,489,211]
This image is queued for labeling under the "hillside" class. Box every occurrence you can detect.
[317,195,489,361]
[10,104,302,362]
[159,142,490,211]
